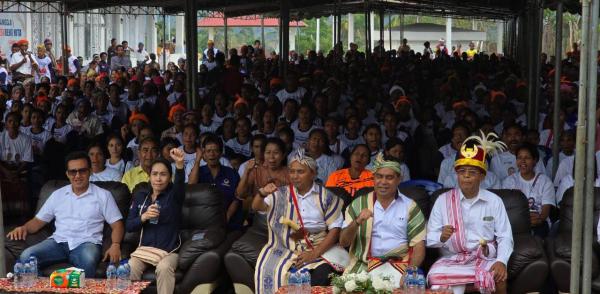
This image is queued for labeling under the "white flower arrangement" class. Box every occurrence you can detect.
[330,271,394,294]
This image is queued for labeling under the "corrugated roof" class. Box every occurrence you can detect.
[26,0,530,19]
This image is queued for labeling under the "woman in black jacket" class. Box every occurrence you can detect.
[126,148,185,294]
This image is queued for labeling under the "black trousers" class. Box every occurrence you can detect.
[310,263,335,286]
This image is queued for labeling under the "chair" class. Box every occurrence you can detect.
[429,188,549,293]
[546,187,600,292]
[224,213,268,294]
[4,180,131,278]
[399,179,443,195]
[140,183,230,294]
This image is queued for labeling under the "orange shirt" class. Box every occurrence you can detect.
[325,168,374,197]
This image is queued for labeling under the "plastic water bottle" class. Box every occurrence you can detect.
[287,268,299,294]
[301,269,311,294]
[28,256,38,279]
[13,260,23,288]
[406,267,416,294]
[417,271,426,293]
[123,262,131,288]
[149,200,161,224]
[23,262,32,287]
[106,263,117,291]
[116,262,129,290]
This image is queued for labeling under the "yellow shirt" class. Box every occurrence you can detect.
[466,48,478,58]
[121,166,149,192]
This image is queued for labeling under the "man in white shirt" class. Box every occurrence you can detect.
[490,124,545,180]
[7,152,124,277]
[134,42,149,68]
[340,153,426,287]
[427,133,512,294]
[10,39,38,83]
[276,72,307,104]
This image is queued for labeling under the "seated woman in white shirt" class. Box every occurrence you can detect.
[501,143,555,238]
[88,142,122,182]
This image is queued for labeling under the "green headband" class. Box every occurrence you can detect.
[369,152,402,175]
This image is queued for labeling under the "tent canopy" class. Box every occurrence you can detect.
[28,0,528,19]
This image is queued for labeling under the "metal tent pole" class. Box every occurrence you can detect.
[583,0,599,292]
[280,0,289,78]
[336,5,342,46]
[261,15,265,51]
[388,13,392,50]
[0,182,6,277]
[162,13,167,71]
[224,13,228,56]
[61,0,69,76]
[533,2,544,127]
[184,0,198,109]
[552,2,563,179]
[571,0,591,292]
[379,9,384,44]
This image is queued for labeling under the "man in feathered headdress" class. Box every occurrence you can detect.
[339,153,426,288]
[252,148,348,294]
[427,131,513,294]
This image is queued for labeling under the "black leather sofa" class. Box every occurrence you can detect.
[4,181,233,294]
[223,186,431,294]
[546,187,600,292]
[430,188,549,293]
[4,180,130,278]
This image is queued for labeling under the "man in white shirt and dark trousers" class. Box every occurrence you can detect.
[7,151,124,277]
[427,132,513,294]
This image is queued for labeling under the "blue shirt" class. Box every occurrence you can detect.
[126,168,185,252]
[197,165,242,230]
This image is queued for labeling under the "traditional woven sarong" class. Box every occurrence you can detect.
[427,189,497,292]
[344,191,426,287]
[254,184,346,294]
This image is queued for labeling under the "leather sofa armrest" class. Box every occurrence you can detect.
[5,226,53,260]
[552,233,600,278]
[507,234,544,278]
[177,226,226,271]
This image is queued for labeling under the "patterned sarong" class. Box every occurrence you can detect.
[427,189,497,292]
[254,184,344,294]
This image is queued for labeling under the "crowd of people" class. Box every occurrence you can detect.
[0,32,592,294]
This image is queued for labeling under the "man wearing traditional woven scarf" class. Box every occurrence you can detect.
[339,153,426,288]
[252,148,349,294]
[427,131,513,294]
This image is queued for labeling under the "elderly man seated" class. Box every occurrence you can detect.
[427,132,513,294]
[252,149,348,294]
[340,153,426,288]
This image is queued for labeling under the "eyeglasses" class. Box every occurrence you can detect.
[67,168,89,177]
[456,168,481,177]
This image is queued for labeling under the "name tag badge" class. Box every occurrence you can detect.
[483,216,494,221]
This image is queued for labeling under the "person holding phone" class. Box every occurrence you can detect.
[126,148,185,294]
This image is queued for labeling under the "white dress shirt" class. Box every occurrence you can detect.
[427,189,514,265]
[264,183,343,233]
[36,183,123,250]
[367,192,415,256]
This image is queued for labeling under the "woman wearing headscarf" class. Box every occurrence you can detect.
[252,148,348,294]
